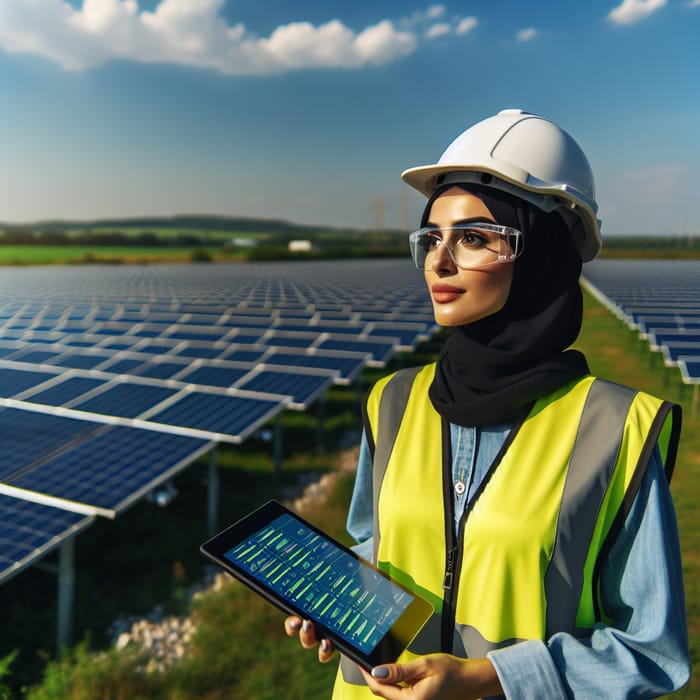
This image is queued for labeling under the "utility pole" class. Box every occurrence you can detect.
[374,195,385,234]
[401,190,411,232]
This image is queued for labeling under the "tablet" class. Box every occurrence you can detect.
[200,499,434,670]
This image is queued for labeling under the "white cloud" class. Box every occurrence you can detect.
[516,27,537,42]
[455,17,478,35]
[0,0,416,74]
[425,23,451,40]
[607,0,667,25]
[687,0,700,6]
[401,5,446,28]
[426,5,446,20]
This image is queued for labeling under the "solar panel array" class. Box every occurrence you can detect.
[582,258,700,387]
[0,259,437,584]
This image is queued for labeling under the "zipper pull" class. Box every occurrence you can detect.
[443,546,457,590]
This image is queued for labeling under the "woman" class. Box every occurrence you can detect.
[285,109,690,699]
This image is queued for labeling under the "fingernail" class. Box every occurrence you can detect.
[321,639,329,652]
[371,666,390,678]
[302,620,312,632]
[288,619,300,631]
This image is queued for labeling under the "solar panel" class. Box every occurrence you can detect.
[147,391,282,441]
[134,360,192,380]
[74,382,179,418]
[662,344,700,364]
[5,349,62,364]
[236,369,334,409]
[0,408,100,482]
[51,352,109,370]
[0,495,94,583]
[96,357,146,374]
[317,337,396,366]
[9,426,211,516]
[679,360,700,383]
[222,347,267,363]
[180,365,251,388]
[649,332,700,350]
[24,376,107,406]
[263,349,367,383]
[0,366,60,396]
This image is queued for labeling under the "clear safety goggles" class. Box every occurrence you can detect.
[408,223,524,271]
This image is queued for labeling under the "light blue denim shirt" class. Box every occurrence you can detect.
[346,424,690,699]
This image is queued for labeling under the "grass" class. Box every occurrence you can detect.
[1,289,697,698]
[0,246,197,265]
[0,245,255,265]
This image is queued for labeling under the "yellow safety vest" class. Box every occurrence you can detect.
[332,363,680,698]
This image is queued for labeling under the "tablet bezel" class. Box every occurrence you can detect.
[200,499,434,671]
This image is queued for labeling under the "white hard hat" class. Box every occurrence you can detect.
[401,109,602,261]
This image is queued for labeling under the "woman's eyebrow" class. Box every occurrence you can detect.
[425,216,497,227]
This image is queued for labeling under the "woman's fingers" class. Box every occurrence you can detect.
[319,637,335,663]
[284,616,334,662]
[284,616,303,636]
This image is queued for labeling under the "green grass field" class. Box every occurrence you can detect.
[1,288,697,699]
[0,246,202,265]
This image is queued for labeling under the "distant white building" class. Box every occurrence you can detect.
[288,240,312,252]
[227,237,258,248]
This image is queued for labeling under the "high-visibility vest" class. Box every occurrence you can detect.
[332,364,681,698]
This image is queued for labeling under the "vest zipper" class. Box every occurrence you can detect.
[441,501,468,652]
[440,417,459,652]
[439,413,526,655]
[443,545,458,591]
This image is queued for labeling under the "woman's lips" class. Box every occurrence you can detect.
[431,283,465,304]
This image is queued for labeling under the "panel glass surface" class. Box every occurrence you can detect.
[10,426,209,512]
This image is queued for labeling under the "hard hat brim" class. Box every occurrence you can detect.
[401,163,602,262]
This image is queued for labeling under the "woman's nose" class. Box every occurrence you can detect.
[432,241,457,272]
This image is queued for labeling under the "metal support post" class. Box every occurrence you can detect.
[208,445,219,539]
[274,416,283,477]
[56,538,75,654]
[316,395,326,448]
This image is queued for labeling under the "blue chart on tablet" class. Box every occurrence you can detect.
[224,513,414,654]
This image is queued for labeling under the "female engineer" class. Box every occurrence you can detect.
[285,109,690,700]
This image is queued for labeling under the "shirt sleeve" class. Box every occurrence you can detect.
[488,447,691,699]
[346,430,375,560]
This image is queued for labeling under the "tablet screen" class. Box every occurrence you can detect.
[223,511,414,655]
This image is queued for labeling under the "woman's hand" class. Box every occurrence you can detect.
[283,616,335,663]
[358,653,503,700]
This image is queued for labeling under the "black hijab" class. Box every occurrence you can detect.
[427,184,590,427]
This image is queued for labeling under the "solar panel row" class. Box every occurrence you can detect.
[0,260,438,590]
[582,259,700,385]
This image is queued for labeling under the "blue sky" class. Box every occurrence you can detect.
[0,0,698,237]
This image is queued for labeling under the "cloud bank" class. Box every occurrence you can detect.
[0,0,477,74]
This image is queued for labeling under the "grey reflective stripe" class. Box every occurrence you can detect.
[371,365,423,562]
[544,378,636,637]
[455,622,526,658]
[340,654,366,686]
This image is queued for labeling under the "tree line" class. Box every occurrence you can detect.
[0,229,219,247]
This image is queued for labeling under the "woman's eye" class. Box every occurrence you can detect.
[422,234,441,250]
[460,232,486,248]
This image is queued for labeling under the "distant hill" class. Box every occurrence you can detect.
[0,214,364,236]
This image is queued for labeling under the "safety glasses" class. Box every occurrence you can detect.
[409,223,523,270]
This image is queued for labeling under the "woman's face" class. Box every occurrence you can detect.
[423,186,515,327]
